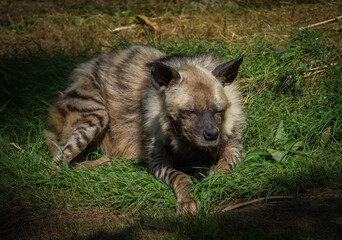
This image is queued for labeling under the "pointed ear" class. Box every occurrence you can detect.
[212,55,243,86]
[151,62,180,90]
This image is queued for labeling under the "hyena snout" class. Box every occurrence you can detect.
[203,125,218,141]
[201,111,219,142]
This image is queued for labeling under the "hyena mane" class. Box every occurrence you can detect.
[44,45,245,214]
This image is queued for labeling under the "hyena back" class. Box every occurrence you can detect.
[44,45,245,213]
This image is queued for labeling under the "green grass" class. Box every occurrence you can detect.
[0,21,341,239]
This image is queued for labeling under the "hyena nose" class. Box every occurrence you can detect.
[203,128,218,141]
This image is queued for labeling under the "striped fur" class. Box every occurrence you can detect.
[44,46,245,214]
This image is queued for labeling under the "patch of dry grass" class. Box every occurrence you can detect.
[0,1,341,56]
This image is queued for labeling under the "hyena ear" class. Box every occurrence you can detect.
[151,62,181,90]
[212,55,243,86]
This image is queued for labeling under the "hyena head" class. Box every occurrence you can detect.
[151,55,243,148]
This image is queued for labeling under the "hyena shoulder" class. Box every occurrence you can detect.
[45,45,166,159]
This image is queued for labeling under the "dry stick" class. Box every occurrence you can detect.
[108,24,137,32]
[307,63,337,72]
[304,69,326,78]
[308,65,328,72]
[221,196,295,212]
[304,63,337,77]
[304,69,327,78]
[9,142,24,152]
[299,15,342,30]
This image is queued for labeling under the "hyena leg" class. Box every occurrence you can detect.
[75,156,111,170]
[53,110,109,166]
[213,142,242,174]
[149,158,199,214]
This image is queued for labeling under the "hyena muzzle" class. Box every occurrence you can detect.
[44,45,245,214]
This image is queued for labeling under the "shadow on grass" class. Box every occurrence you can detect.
[2,191,341,240]
[0,51,78,102]
[83,195,342,240]
[0,51,81,143]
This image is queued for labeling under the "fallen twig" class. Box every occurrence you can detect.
[299,15,342,30]
[9,142,24,152]
[221,196,295,212]
[108,15,159,33]
[304,63,337,77]
[108,24,137,33]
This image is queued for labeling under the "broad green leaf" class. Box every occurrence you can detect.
[291,141,303,151]
[275,120,288,143]
[280,51,296,59]
[245,150,271,161]
[321,128,331,148]
[267,148,286,162]
[295,79,301,90]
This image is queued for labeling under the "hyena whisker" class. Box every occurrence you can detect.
[45,45,245,214]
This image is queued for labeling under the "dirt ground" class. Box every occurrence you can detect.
[1,1,341,55]
[1,190,341,239]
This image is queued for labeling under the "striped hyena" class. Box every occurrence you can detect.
[44,45,245,214]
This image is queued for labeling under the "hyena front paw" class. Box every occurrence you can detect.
[43,164,61,175]
[209,164,233,176]
[53,153,68,165]
[43,153,68,175]
[176,196,200,214]
[75,157,111,170]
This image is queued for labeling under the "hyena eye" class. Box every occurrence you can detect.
[183,110,196,116]
[214,110,225,117]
